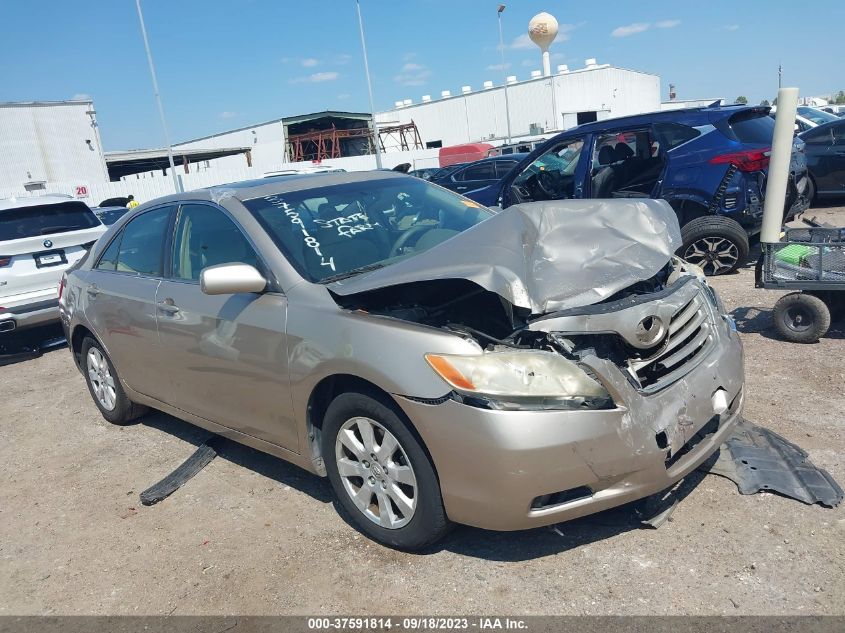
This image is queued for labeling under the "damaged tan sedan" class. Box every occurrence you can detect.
[60,172,744,550]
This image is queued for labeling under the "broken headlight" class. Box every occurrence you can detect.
[425,350,612,410]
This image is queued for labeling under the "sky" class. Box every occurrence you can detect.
[1,1,841,151]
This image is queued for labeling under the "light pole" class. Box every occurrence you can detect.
[135,0,182,192]
[356,0,383,169]
[497,4,513,144]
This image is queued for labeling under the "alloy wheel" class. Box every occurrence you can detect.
[87,347,117,411]
[334,416,418,529]
[683,237,739,275]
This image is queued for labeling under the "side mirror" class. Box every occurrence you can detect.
[200,263,266,295]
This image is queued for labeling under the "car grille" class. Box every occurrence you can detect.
[627,291,714,392]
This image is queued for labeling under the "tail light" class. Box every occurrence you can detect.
[0,256,11,267]
[58,276,67,302]
[709,148,771,172]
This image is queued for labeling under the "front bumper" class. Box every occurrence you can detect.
[395,306,744,531]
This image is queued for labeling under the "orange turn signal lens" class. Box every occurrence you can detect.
[425,354,476,391]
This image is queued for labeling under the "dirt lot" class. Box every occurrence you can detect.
[1,207,844,616]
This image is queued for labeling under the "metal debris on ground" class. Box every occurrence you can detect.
[139,436,222,506]
[704,419,843,507]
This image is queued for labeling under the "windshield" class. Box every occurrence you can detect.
[0,201,101,241]
[798,107,839,125]
[242,177,493,282]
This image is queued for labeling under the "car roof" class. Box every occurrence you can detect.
[0,195,89,212]
[557,104,766,136]
[475,153,529,163]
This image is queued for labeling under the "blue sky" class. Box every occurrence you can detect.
[1,1,840,150]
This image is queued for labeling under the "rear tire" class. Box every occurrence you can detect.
[773,292,831,343]
[322,391,451,551]
[81,336,147,424]
[680,216,750,276]
[806,176,816,207]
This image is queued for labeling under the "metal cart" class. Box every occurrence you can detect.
[755,223,845,343]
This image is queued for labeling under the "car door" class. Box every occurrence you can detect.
[83,205,173,397]
[802,125,839,194]
[154,202,298,452]
[448,161,497,193]
[501,134,590,207]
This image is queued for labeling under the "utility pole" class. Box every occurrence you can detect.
[778,63,782,90]
[356,0,383,169]
[497,4,513,144]
[135,0,182,192]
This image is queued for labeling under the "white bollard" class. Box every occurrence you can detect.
[760,87,799,244]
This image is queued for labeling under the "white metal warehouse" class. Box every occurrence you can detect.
[375,61,661,149]
[0,100,108,191]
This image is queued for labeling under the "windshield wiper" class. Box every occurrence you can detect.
[320,262,387,284]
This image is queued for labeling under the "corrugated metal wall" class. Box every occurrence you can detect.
[0,102,109,189]
[376,66,661,147]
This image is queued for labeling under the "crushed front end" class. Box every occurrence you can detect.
[392,262,744,531]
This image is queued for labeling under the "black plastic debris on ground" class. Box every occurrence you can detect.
[0,325,66,367]
[703,419,843,508]
[140,436,223,506]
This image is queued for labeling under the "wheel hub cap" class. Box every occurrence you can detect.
[86,348,117,411]
[683,236,739,275]
[335,417,418,529]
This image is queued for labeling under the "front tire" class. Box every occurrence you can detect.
[680,216,750,276]
[773,293,831,343]
[81,336,146,424]
[322,391,451,550]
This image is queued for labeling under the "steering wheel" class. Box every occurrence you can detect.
[389,224,436,257]
[536,170,560,198]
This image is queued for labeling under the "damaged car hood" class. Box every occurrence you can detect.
[329,199,682,314]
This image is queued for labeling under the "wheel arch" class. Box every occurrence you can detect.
[69,324,98,370]
[305,374,441,482]
[669,198,710,227]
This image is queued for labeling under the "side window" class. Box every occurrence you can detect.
[114,207,171,276]
[495,160,518,178]
[95,234,122,271]
[511,137,585,202]
[458,162,495,181]
[803,127,832,145]
[589,128,665,199]
[833,124,845,146]
[172,204,259,281]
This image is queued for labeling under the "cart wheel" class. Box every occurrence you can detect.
[773,293,831,343]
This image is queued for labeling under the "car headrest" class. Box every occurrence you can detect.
[614,143,634,161]
[598,145,615,165]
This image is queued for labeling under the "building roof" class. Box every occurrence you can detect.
[0,99,93,108]
[104,146,252,180]
[172,110,373,146]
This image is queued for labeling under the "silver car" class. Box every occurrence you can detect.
[60,172,744,550]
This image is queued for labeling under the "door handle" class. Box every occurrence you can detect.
[157,300,180,314]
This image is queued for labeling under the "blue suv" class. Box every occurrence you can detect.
[466,105,811,275]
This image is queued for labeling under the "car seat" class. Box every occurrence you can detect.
[591,145,617,198]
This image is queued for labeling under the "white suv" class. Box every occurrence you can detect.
[0,196,106,334]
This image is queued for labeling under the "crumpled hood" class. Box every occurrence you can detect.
[329,198,682,314]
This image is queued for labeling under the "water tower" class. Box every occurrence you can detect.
[528,12,559,77]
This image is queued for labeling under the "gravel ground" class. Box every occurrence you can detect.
[1,206,844,616]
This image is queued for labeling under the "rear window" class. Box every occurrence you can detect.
[0,201,100,241]
[721,111,775,144]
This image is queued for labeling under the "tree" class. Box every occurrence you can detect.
[734,96,748,105]
[760,99,770,106]
[835,90,845,104]
[772,97,778,106]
